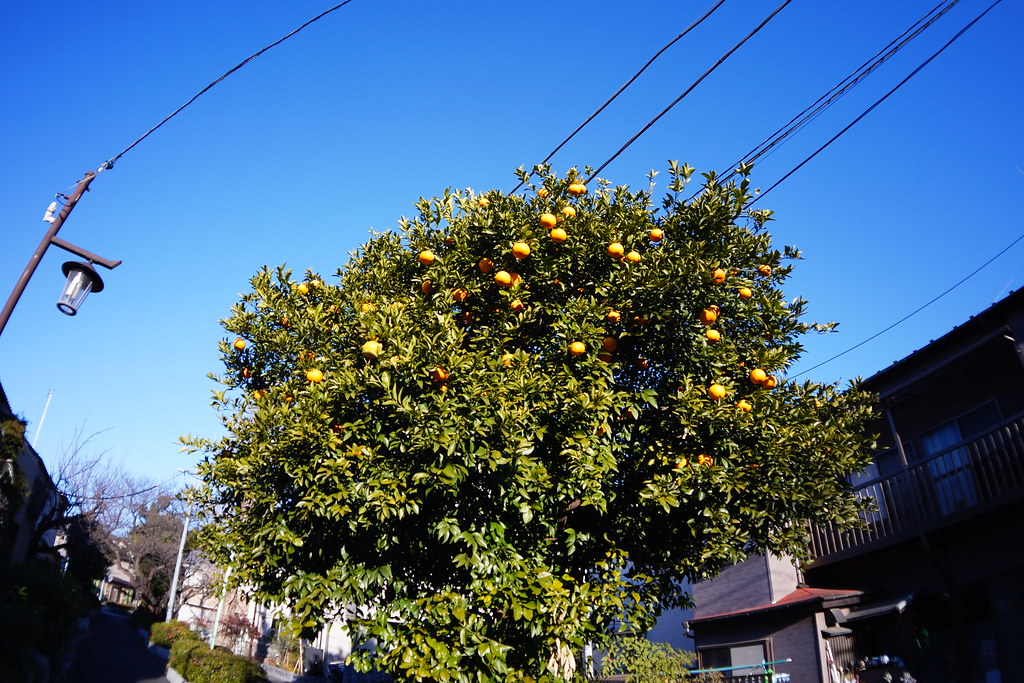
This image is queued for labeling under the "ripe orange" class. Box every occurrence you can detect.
[561,206,576,219]
[478,197,490,208]
[253,390,265,400]
[737,399,752,413]
[625,250,641,263]
[510,273,523,286]
[749,368,768,384]
[241,368,252,379]
[606,310,621,323]
[361,340,382,359]
[705,329,721,343]
[550,227,567,243]
[453,288,469,303]
[763,375,778,389]
[757,264,772,276]
[501,353,515,367]
[418,250,435,265]
[306,369,324,383]
[738,287,753,300]
[537,187,549,198]
[569,341,586,356]
[697,454,713,466]
[649,228,664,242]
[708,383,727,400]
[512,242,531,259]
[421,280,435,295]
[478,257,495,273]
[361,302,376,312]
[597,352,612,363]
[712,268,726,284]
[568,182,587,195]
[233,338,246,351]
[608,242,625,259]
[540,213,558,229]
[674,458,689,470]
[510,299,525,313]
[297,282,309,295]
[494,270,513,287]
[699,308,718,325]
[602,337,618,352]
[430,366,449,382]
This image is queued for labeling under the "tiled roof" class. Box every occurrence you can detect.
[690,586,862,624]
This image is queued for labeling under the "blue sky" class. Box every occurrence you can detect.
[1,0,1022,485]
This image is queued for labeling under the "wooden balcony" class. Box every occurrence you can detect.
[807,414,1024,565]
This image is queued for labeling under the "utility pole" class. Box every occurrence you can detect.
[0,171,121,337]
[166,503,193,622]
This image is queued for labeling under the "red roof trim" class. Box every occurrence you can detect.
[690,586,862,624]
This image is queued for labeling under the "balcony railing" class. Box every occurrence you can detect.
[808,414,1024,563]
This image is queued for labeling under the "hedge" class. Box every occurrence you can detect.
[169,638,267,683]
[151,620,200,649]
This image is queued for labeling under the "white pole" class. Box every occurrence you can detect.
[210,565,233,649]
[165,504,192,622]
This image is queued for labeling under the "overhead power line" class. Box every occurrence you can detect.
[102,0,359,171]
[586,0,793,183]
[752,0,1004,205]
[715,0,961,189]
[508,0,731,194]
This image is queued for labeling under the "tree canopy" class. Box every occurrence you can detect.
[186,164,874,682]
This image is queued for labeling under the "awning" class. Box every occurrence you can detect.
[844,594,912,622]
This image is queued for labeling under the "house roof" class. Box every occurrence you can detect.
[689,586,862,625]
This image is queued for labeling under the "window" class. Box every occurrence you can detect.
[917,401,1001,516]
[699,641,769,677]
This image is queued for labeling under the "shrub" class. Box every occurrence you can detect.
[151,620,200,649]
[170,637,267,683]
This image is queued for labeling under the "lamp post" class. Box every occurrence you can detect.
[0,171,121,336]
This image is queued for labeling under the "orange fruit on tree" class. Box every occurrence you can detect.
[608,242,625,259]
[737,399,752,413]
[749,368,768,384]
[418,250,435,265]
[494,270,513,287]
[569,341,586,356]
[699,308,718,325]
[420,280,435,295]
[478,197,490,207]
[501,353,515,367]
[297,282,309,295]
[763,375,778,389]
[550,227,567,243]
[568,182,587,195]
[757,264,772,276]
[711,268,727,284]
[478,257,495,273]
[453,288,469,303]
[306,369,324,383]
[430,366,449,382]
[361,302,376,312]
[674,458,689,471]
[510,299,525,313]
[597,352,612,363]
[233,338,246,351]
[626,250,641,263]
[512,242,531,259]
[537,187,549,198]
[510,273,523,286]
[697,454,713,466]
[708,383,727,400]
[253,389,265,400]
[602,337,618,353]
[705,329,721,343]
[361,340,383,360]
[738,287,752,300]
[241,368,253,379]
[540,213,558,229]
[561,206,576,219]
[606,310,621,323]
[649,228,664,242]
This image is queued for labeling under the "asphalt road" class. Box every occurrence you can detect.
[71,610,169,683]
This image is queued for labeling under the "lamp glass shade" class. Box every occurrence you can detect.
[57,262,103,316]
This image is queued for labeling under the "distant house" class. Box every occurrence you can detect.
[0,381,65,566]
[688,289,1024,682]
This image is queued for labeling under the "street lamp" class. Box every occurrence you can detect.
[0,171,121,336]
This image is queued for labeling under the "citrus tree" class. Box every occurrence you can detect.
[185,163,873,682]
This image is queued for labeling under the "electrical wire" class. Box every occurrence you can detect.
[751,0,1004,206]
[586,0,792,184]
[101,0,358,170]
[508,0,730,194]
[714,0,960,189]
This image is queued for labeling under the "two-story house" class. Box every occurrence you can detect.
[687,288,1024,683]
